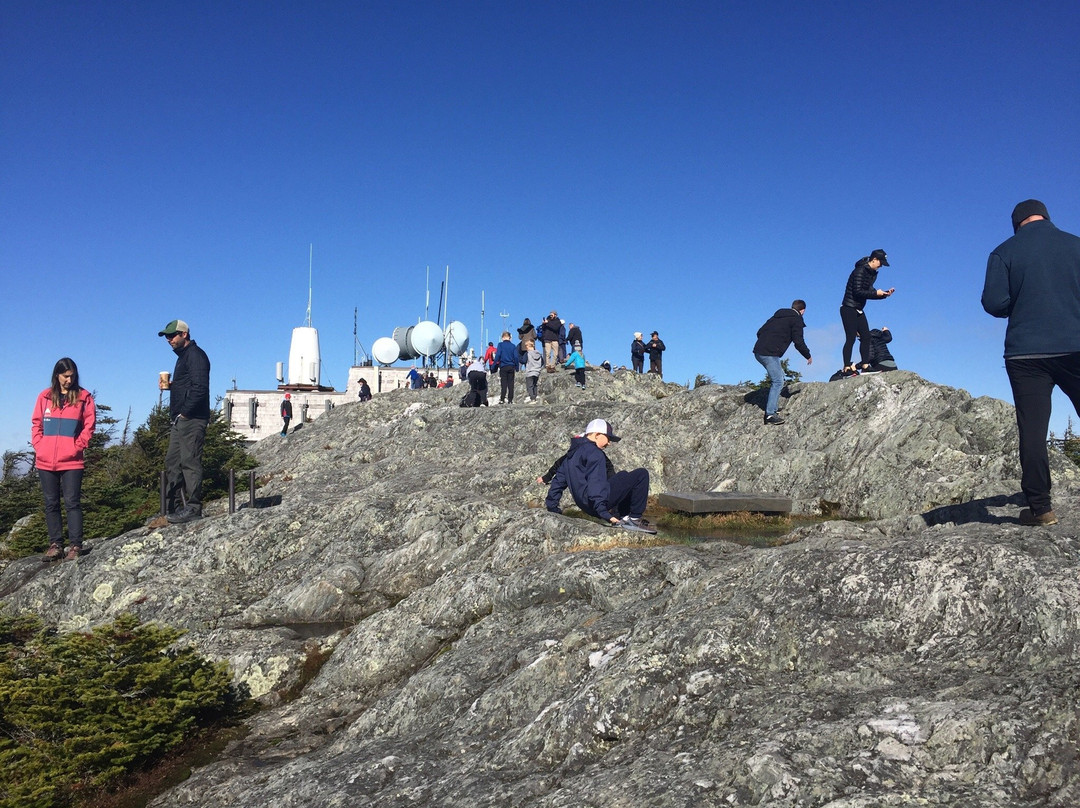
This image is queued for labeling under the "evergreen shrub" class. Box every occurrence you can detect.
[0,611,244,808]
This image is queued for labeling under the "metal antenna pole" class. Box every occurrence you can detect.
[304,243,313,327]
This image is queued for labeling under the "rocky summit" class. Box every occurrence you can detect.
[4,369,1080,807]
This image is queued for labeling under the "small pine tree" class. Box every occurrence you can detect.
[739,359,803,390]
[0,610,245,808]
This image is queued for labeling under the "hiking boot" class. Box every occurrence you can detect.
[840,367,859,378]
[1019,508,1057,526]
[64,545,84,561]
[612,515,658,535]
[764,414,785,425]
[167,504,203,524]
[43,543,63,563]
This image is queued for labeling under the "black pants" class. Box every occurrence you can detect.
[165,416,208,509]
[601,469,650,520]
[468,371,489,405]
[281,417,290,434]
[840,305,871,367]
[39,467,84,546]
[1006,353,1080,515]
[499,366,515,403]
[632,355,644,373]
[648,356,663,376]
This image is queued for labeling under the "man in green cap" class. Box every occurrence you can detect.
[158,318,211,523]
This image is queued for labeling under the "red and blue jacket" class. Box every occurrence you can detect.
[31,388,96,471]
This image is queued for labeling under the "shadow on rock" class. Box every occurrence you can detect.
[922,492,1026,526]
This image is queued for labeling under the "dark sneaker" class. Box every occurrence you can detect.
[43,544,63,563]
[613,515,658,535]
[64,545,84,561]
[167,504,203,524]
[764,414,785,425]
[1019,508,1057,526]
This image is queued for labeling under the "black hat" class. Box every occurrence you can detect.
[1011,199,1050,233]
[870,249,889,266]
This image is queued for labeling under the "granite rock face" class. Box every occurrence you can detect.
[3,369,1080,807]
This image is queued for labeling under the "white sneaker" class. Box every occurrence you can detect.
[612,515,657,535]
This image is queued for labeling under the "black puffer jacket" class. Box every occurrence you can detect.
[169,340,211,420]
[868,329,895,364]
[841,259,880,309]
[752,309,811,359]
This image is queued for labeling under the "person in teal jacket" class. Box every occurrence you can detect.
[31,357,96,562]
[564,347,586,388]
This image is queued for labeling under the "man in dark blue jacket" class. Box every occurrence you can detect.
[545,418,655,533]
[982,199,1080,526]
[159,318,211,524]
[752,300,812,425]
[493,331,519,404]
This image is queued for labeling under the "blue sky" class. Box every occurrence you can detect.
[3,1,1080,458]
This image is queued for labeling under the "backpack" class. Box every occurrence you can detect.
[460,390,482,408]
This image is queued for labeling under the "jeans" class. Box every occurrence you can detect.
[165,416,208,510]
[526,374,539,400]
[755,353,784,417]
[39,468,84,546]
[1005,353,1080,514]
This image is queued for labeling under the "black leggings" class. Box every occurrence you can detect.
[840,305,871,367]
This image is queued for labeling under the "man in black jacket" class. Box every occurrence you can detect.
[752,300,813,425]
[646,331,666,376]
[158,318,211,523]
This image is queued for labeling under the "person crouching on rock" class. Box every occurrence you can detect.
[544,418,656,534]
[867,326,898,372]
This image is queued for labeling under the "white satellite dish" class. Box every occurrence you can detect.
[443,321,470,355]
[392,321,444,358]
[410,321,444,356]
[371,337,400,365]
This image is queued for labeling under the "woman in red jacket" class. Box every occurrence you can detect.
[31,357,96,562]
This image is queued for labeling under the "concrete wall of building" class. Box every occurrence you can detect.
[223,363,460,443]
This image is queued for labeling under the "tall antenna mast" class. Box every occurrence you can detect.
[442,265,449,329]
[304,243,313,327]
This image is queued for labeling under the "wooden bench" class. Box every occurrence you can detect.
[657,491,792,514]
